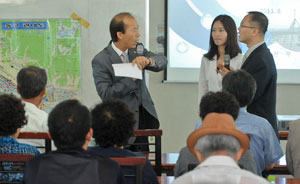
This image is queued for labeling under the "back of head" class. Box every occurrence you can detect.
[48,99,91,150]
[91,99,135,148]
[195,134,241,159]
[110,12,134,42]
[187,113,250,160]
[0,94,27,136]
[222,70,257,107]
[17,66,47,99]
[199,91,239,120]
[247,11,268,35]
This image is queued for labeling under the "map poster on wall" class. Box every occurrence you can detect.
[0,19,81,112]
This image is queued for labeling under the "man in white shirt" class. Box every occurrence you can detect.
[17,66,49,152]
[173,112,268,184]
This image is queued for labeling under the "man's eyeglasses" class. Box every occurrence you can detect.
[240,24,256,29]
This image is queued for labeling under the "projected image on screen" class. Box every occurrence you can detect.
[168,0,300,70]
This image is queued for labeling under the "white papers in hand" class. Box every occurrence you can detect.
[112,63,142,79]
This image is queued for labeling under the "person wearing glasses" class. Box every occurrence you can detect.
[218,11,278,137]
[198,15,242,104]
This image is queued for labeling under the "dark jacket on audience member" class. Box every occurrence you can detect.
[23,149,126,184]
[88,146,159,184]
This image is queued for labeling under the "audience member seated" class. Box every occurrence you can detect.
[174,91,257,177]
[173,113,268,184]
[88,99,158,184]
[286,118,300,177]
[195,70,283,175]
[16,66,50,151]
[0,94,39,182]
[23,99,126,184]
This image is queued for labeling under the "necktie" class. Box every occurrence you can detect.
[121,52,129,63]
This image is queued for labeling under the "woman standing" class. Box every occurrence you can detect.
[198,15,242,103]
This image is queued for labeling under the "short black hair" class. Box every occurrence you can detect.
[199,91,239,120]
[248,11,268,34]
[17,66,47,99]
[109,12,134,42]
[48,99,91,150]
[91,99,135,148]
[0,94,27,136]
[222,70,257,107]
[204,14,241,60]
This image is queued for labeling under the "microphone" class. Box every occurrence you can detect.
[136,42,144,56]
[224,54,230,70]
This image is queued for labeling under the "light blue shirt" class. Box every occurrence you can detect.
[194,108,284,175]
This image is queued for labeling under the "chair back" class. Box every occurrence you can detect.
[127,129,162,176]
[0,154,34,184]
[18,132,52,153]
[110,156,146,184]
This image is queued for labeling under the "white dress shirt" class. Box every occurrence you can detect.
[198,53,243,104]
[173,155,269,184]
[18,101,55,152]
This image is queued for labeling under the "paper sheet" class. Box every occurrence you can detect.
[112,63,142,79]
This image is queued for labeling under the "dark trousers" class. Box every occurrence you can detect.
[129,106,159,152]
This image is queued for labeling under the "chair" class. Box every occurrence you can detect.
[110,156,146,184]
[18,132,52,153]
[128,129,162,176]
[0,154,34,184]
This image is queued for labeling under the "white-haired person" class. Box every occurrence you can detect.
[173,113,268,184]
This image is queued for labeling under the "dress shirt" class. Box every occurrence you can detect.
[242,41,264,64]
[195,108,283,175]
[173,155,269,184]
[112,42,129,63]
[18,101,54,152]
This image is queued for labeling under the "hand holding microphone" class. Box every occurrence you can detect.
[224,54,230,70]
[216,54,234,77]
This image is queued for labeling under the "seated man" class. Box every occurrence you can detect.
[23,99,125,184]
[0,94,39,183]
[174,92,257,177]
[17,66,50,151]
[173,113,268,184]
[88,99,158,184]
[196,70,283,175]
[286,118,300,177]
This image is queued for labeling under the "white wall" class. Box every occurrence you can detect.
[149,0,300,153]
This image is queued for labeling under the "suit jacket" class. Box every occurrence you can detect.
[286,119,300,177]
[23,149,126,184]
[241,43,278,133]
[92,42,167,129]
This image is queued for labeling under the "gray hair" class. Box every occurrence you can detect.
[195,134,241,159]
[17,66,47,99]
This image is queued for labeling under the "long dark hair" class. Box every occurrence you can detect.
[204,15,241,60]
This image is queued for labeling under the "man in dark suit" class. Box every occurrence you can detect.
[91,12,167,150]
[218,11,278,136]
